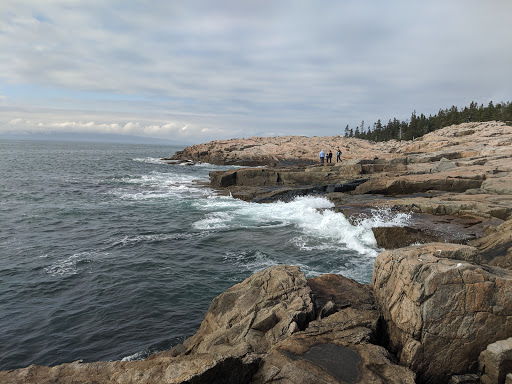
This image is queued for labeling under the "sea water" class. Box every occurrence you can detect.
[0,139,410,370]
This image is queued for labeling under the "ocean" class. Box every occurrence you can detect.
[0,139,410,370]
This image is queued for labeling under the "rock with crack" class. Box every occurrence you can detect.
[252,307,416,383]
[373,243,512,384]
[183,265,316,357]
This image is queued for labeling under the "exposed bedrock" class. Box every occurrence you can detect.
[373,243,512,384]
[251,273,416,384]
[352,170,486,195]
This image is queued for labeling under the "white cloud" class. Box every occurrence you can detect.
[1,108,230,142]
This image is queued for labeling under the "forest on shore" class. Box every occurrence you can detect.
[345,101,512,142]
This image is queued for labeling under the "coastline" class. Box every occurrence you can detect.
[2,121,512,383]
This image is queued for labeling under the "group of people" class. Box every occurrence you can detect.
[319,149,342,164]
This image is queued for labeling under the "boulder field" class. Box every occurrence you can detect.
[2,121,512,383]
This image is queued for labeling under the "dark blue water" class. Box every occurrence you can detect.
[0,139,408,370]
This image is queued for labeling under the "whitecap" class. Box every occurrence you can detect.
[132,157,167,165]
[110,232,210,247]
[223,250,278,273]
[193,212,233,230]
[44,251,100,277]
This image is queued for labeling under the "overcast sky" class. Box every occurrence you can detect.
[1,0,511,143]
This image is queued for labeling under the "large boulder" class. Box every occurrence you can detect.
[183,265,316,356]
[373,243,512,384]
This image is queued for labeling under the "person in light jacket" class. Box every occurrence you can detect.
[319,149,325,164]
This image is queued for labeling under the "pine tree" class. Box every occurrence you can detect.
[340,100,511,143]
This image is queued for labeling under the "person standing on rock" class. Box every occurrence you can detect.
[328,150,333,163]
[337,148,342,163]
[319,149,325,165]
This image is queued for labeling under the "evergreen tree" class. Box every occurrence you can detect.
[484,101,495,120]
[341,100,511,143]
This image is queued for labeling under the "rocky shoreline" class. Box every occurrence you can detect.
[2,121,512,383]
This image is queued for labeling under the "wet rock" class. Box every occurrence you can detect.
[371,226,443,249]
[283,343,363,383]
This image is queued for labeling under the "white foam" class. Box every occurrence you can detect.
[111,185,196,201]
[353,206,412,229]
[121,349,149,362]
[195,196,416,261]
[44,251,100,276]
[193,211,233,230]
[109,171,215,201]
[110,232,210,247]
[119,172,206,186]
[223,250,278,273]
[133,157,167,165]
[192,195,379,256]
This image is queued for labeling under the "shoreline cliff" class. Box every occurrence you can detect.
[2,121,512,384]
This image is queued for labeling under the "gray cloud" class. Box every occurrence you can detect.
[1,0,511,142]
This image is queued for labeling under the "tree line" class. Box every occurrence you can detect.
[344,101,512,142]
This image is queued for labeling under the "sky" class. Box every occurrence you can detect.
[1,0,511,144]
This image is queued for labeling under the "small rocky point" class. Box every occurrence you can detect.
[3,121,512,384]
